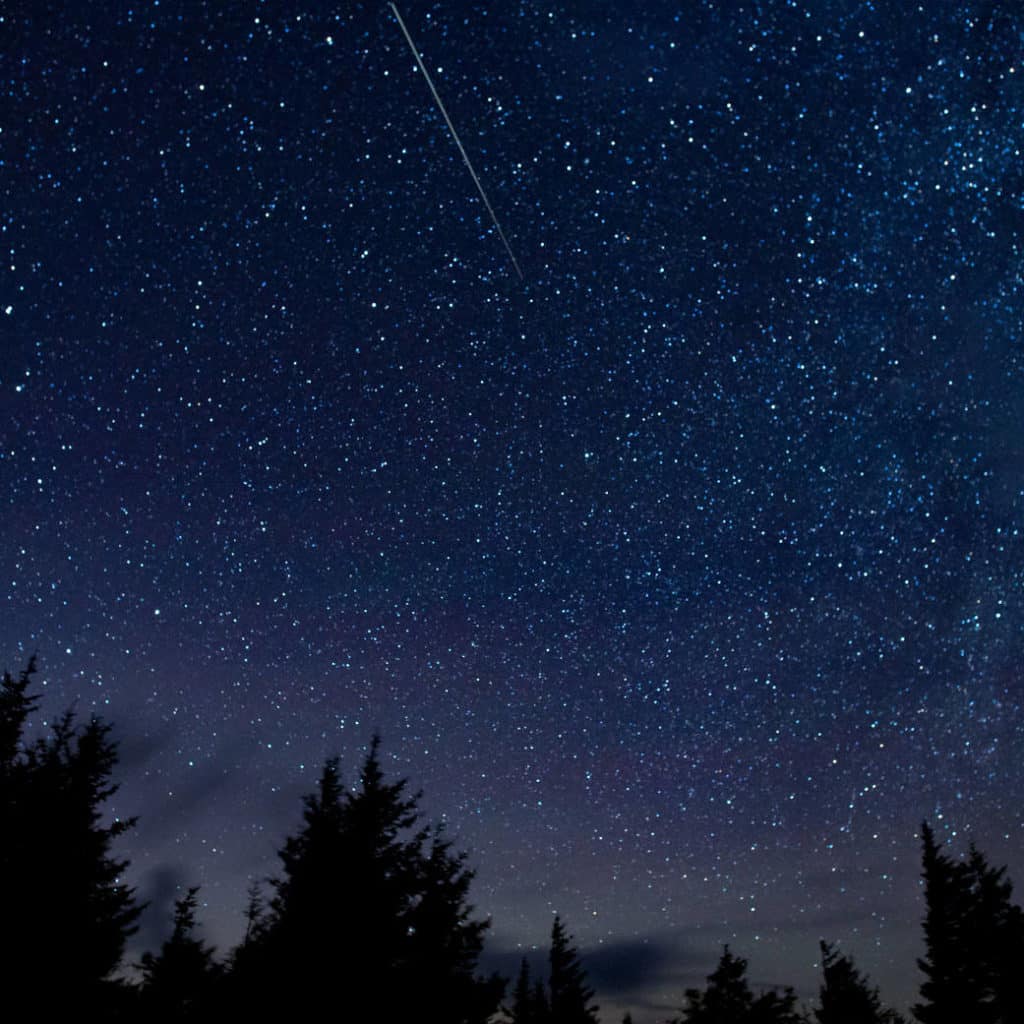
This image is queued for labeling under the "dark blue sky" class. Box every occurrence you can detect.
[3,1,1022,1019]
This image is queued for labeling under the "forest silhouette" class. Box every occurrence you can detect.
[2,657,1022,1022]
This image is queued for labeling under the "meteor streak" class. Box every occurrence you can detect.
[389,3,524,280]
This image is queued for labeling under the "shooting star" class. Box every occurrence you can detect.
[389,2,524,280]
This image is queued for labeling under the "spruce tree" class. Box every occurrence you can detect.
[548,914,599,1024]
[914,821,978,1024]
[508,955,552,1024]
[964,844,1024,1024]
[815,941,903,1024]
[1,659,140,1011]
[680,946,753,1024]
[403,825,505,1022]
[235,736,503,1022]
[748,988,803,1024]
[533,975,552,1023]
[913,821,1024,1024]
[139,887,220,1021]
[0,656,39,772]
[679,946,802,1024]
[511,958,535,1024]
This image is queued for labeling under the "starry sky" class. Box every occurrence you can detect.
[3,1,1022,1019]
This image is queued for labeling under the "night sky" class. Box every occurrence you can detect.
[3,1,1023,1019]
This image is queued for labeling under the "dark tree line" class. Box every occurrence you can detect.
[2,657,1023,1023]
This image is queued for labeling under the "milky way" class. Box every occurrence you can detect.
[3,2,1022,1019]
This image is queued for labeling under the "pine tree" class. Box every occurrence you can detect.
[139,887,220,1021]
[0,656,39,771]
[0,660,141,1011]
[815,941,903,1024]
[509,956,552,1024]
[913,821,1024,1024]
[241,880,264,949]
[403,825,505,1022]
[679,946,802,1024]
[235,736,503,1022]
[680,946,753,1024]
[964,844,1024,1024]
[511,958,535,1024]
[992,896,1024,1024]
[234,755,365,1014]
[748,988,803,1024]
[548,914,599,1024]
[914,821,978,1024]
[533,976,552,1023]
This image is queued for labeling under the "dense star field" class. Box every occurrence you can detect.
[3,0,1022,1018]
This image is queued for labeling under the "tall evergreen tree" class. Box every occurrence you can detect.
[815,941,903,1024]
[233,736,503,1022]
[0,656,39,772]
[511,958,536,1024]
[679,946,752,1024]
[403,825,505,1021]
[914,821,979,1024]
[913,821,1024,1024]
[964,844,1024,1024]
[139,886,221,1021]
[548,914,599,1024]
[240,880,264,949]
[533,976,552,1024]
[678,946,802,1024]
[508,956,553,1024]
[0,659,141,1010]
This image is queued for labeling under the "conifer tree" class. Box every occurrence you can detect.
[403,825,505,1022]
[0,656,39,772]
[964,844,1024,1024]
[748,988,804,1024]
[139,886,220,1021]
[815,941,903,1024]
[1,658,140,1010]
[511,958,535,1024]
[533,975,552,1023]
[509,956,553,1024]
[913,821,1024,1024]
[914,821,978,1024]
[548,914,599,1024]
[678,946,802,1024]
[241,880,264,949]
[680,946,752,1024]
[234,736,503,1022]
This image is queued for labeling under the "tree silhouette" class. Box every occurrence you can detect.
[0,656,39,772]
[680,946,751,1024]
[139,886,221,1021]
[914,821,1024,1024]
[815,941,904,1024]
[678,946,802,1024]
[548,914,599,1024]
[533,975,552,1023]
[964,844,1024,1024]
[914,821,979,1023]
[233,736,503,1022]
[511,958,536,1024]
[0,658,141,1010]
[404,825,505,1021]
